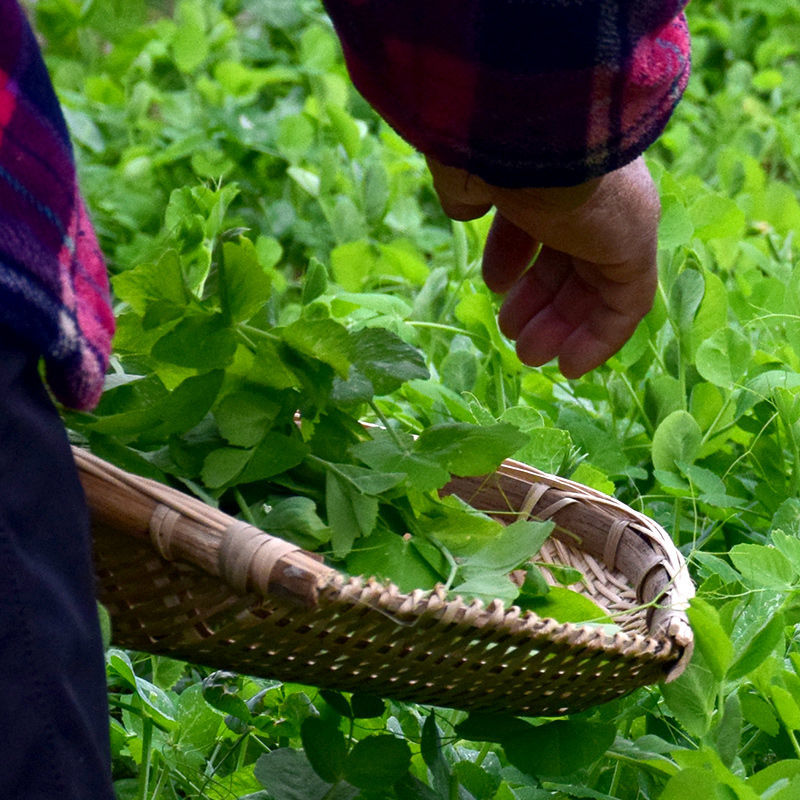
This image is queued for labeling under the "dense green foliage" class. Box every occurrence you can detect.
[28,0,800,796]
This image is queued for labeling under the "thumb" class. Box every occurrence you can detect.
[426,157,493,221]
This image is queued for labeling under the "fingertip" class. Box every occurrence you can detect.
[557,358,591,380]
[439,199,493,221]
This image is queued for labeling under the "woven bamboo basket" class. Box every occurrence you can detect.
[77,446,694,717]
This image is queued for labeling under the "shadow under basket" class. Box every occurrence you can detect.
[77,447,694,717]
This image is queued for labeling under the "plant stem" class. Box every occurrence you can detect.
[234,488,257,524]
[139,717,154,800]
[618,371,654,437]
[240,323,281,342]
[368,400,407,452]
[474,740,492,767]
[787,727,800,760]
[449,773,460,800]
[608,760,624,798]
[405,320,490,345]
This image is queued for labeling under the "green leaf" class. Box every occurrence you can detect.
[772,499,800,538]
[541,563,583,587]
[173,683,224,770]
[652,410,702,473]
[301,717,347,783]
[347,328,429,396]
[772,529,800,573]
[238,432,309,484]
[172,0,208,72]
[351,430,450,492]
[714,692,742,767]
[690,194,746,241]
[460,520,552,574]
[438,349,478,395]
[452,573,520,606]
[349,694,385,719]
[319,690,352,719]
[346,529,443,592]
[249,339,300,390]
[746,759,800,794]
[282,319,352,377]
[325,463,405,496]
[503,720,616,777]
[279,116,315,163]
[519,587,615,625]
[326,103,361,158]
[416,422,526,476]
[331,241,377,291]
[423,495,508,556]
[221,239,272,323]
[695,328,752,389]
[97,602,112,650]
[659,194,695,249]
[454,712,533,744]
[152,314,237,369]
[343,736,412,789]
[377,240,428,285]
[739,691,780,737]
[455,291,519,372]
[421,713,450,799]
[669,268,705,337]
[661,658,716,737]
[395,775,441,800]
[679,463,745,509]
[155,370,224,436]
[687,597,734,682]
[513,427,573,474]
[107,650,178,732]
[327,471,378,558]
[202,447,252,488]
[727,612,785,681]
[730,544,796,590]
[202,674,251,723]
[518,565,551,600]
[254,749,356,800]
[112,250,187,315]
[455,762,502,799]
[569,462,615,495]
[659,768,719,800]
[303,258,328,305]
[690,270,729,360]
[215,390,282,448]
[262,497,329,545]
[772,685,800,730]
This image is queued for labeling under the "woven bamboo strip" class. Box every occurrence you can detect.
[78,446,694,716]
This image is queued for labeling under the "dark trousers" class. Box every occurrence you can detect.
[0,330,114,799]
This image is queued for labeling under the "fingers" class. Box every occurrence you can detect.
[426,157,493,221]
[498,249,658,376]
[558,308,642,378]
[425,155,661,378]
[482,213,540,293]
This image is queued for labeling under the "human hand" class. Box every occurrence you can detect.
[427,156,660,378]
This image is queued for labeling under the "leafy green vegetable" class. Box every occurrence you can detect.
[44,0,800,796]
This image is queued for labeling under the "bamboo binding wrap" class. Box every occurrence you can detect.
[77,447,694,717]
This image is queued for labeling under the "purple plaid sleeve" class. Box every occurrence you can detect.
[0,0,113,410]
[322,0,690,187]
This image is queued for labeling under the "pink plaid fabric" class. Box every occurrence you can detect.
[323,0,690,187]
[0,1,113,410]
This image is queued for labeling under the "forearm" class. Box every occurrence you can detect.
[322,0,690,187]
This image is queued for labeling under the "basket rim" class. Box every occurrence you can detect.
[76,445,694,687]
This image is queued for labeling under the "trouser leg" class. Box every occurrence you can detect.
[0,329,114,800]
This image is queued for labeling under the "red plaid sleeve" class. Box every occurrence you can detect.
[322,0,690,187]
[0,0,113,409]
